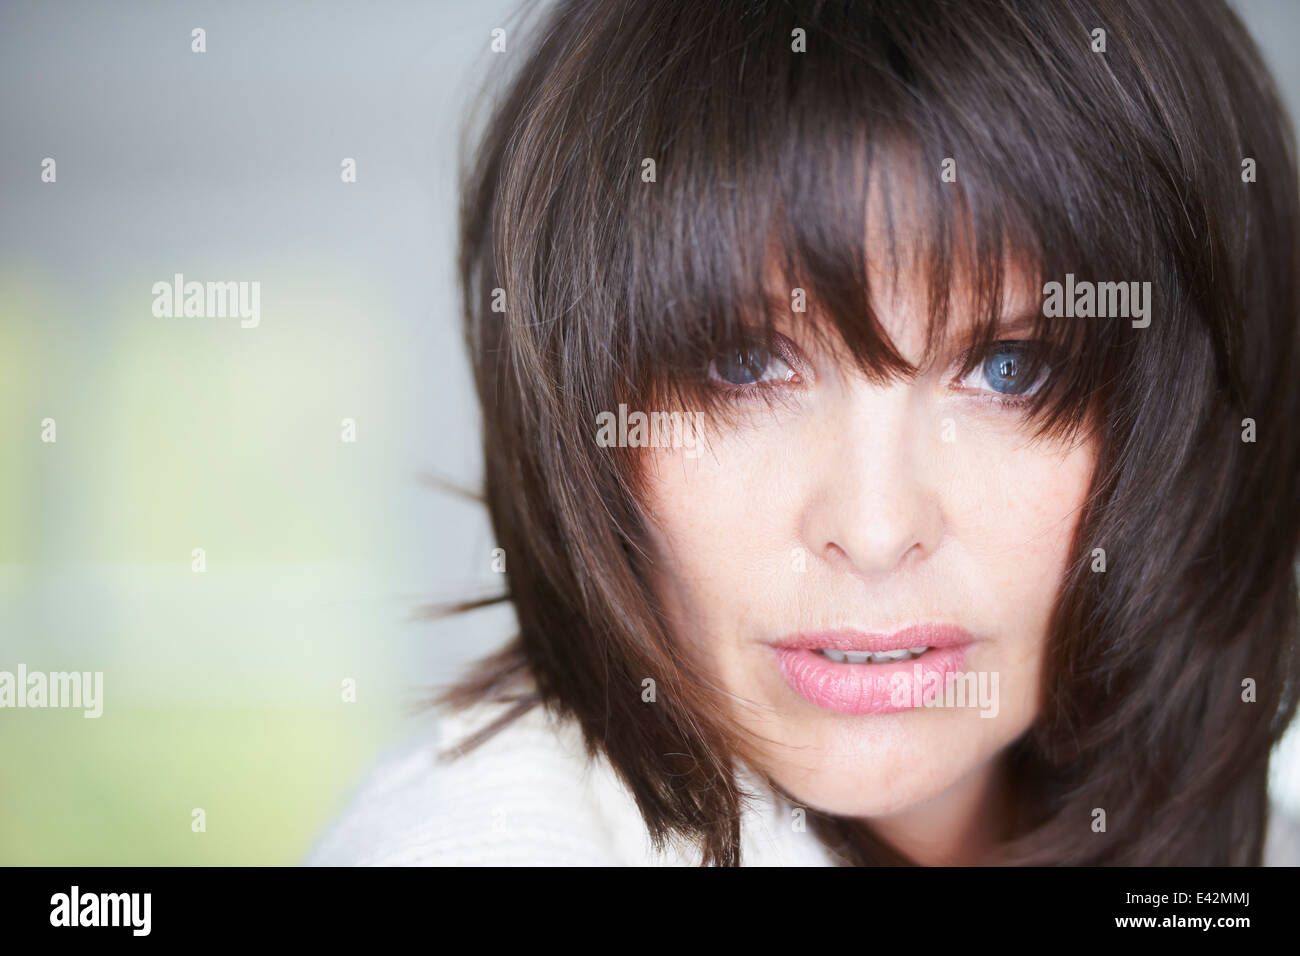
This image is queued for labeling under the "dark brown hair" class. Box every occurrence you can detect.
[439,0,1300,864]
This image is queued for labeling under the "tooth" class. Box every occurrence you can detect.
[819,647,929,664]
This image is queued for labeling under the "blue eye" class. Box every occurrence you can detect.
[958,342,1047,397]
[708,342,795,387]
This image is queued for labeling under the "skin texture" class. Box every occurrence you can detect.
[639,238,1099,865]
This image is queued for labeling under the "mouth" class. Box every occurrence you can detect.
[769,624,974,715]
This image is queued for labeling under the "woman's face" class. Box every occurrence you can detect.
[639,241,1098,855]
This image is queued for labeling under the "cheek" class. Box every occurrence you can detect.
[954,426,1095,615]
[944,425,1097,722]
[639,436,797,620]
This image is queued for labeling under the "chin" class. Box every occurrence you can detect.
[753,704,1028,820]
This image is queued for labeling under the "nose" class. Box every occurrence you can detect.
[801,388,944,578]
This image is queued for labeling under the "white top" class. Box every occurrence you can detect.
[304,698,1300,866]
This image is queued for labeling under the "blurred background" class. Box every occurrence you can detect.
[1,0,1298,864]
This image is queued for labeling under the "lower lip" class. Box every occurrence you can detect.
[772,645,970,715]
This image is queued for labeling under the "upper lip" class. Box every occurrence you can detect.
[771,624,975,652]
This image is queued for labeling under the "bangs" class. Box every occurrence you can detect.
[519,0,1189,445]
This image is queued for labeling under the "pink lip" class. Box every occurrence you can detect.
[770,624,974,715]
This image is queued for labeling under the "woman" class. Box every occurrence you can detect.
[308,0,1300,865]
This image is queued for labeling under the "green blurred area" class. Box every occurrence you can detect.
[0,705,394,865]
[0,269,434,865]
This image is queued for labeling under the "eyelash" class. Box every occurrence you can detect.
[705,335,1050,410]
